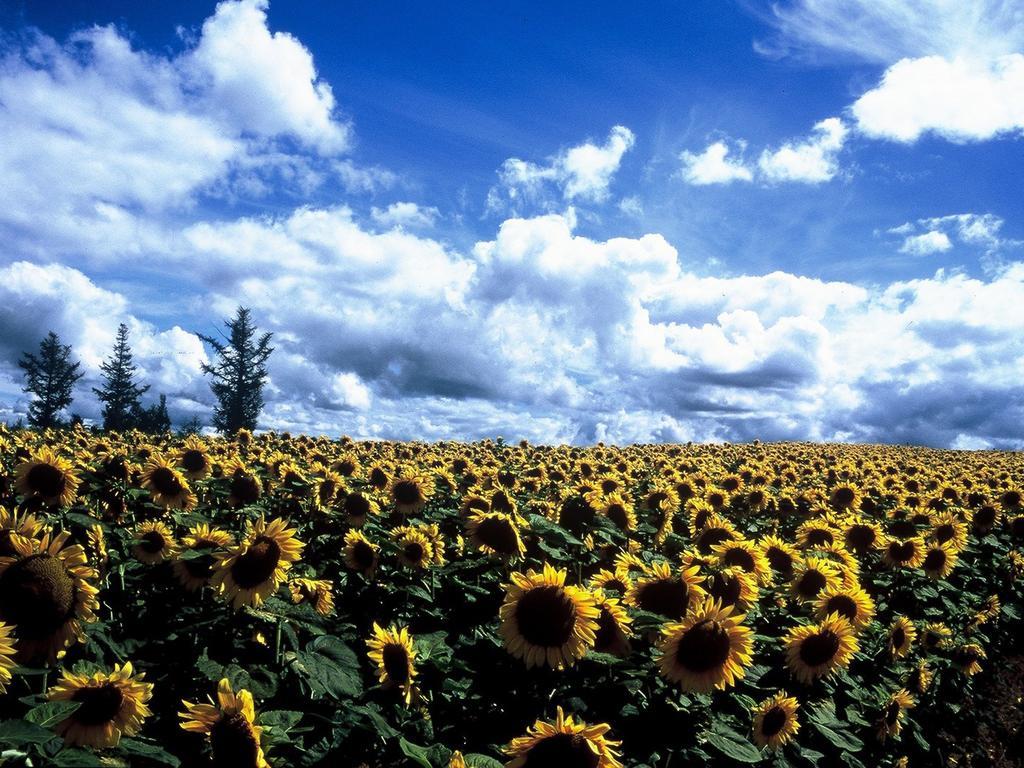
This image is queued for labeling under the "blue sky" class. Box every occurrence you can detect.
[0,0,1022,446]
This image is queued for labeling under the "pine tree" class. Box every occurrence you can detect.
[132,394,171,434]
[197,307,274,434]
[18,331,84,428]
[93,323,150,432]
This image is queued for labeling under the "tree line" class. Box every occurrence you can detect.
[14,307,274,435]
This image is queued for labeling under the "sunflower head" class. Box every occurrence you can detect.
[173,524,235,591]
[504,707,623,768]
[141,455,196,511]
[657,597,753,693]
[752,692,800,750]
[132,521,178,565]
[179,677,269,768]
[14,448,80,507]
[790,556,840,603]
[784,613,859,684]
[212,517,305,610]
[466,510,526,559]
[626,561,705,620]
[875,689,915,742]
[814,583,875,631]
[389,470,433,514]
[366,623,418,705]
[49,662,153,748]
[499,563,600,670]
[590,589,633,657]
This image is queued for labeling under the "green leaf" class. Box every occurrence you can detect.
[258,710,303,731]
[707,723,762,763]
[416,631,453,665]
[52,749,107,767]
[399,738,434,768]
[0,718,58,746]
[118,738,182,766]
[350,704,399,739]
[464,754,504,768]
[25,701,80,728]
[289,635,362,699]
[808,721,862,752]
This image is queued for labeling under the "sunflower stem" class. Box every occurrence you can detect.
[39,670,48,695]
[274,617,283,666]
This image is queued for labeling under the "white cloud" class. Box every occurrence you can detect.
[889,212,1020,255]
[755,0,1024,64]
[899,230,953,255]
[185,0,349,154]
[679,141,754,185]
[758,117,848,183]
[491,126,635,210]
[370,202,440,229]
[680,119,847,186]
[852,54,1024,142]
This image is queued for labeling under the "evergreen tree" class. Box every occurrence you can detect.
[18,331,84,428]
[132,394,171,434]
[197,307,274,434]
[93,323,150,431]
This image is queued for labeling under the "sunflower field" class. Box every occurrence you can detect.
[0,426,1022,767]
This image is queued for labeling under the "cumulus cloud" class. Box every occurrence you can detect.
[758,117,848,183]
[490,126,635,211]
[679,141,754,185]
[370,202,440,229]
[851,54,1024,142]
[680,119,847,186]
[888,212,1021,256]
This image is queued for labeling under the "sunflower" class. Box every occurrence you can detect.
[342,490,379,527]
[887,617,917,658]
[0,530,99,662]
[141,455,196,511]
[929,511,968,550]
[919,622,951,653]
[180,678,269,768]
[695,514,738,553]
[599,493,637,532]
[814,583,876,631]
[588,568,632,597]
[657,598,753,693]
[591,588,633,657]
[343,529,378,577]
[905,661,933,694]
[829,483,862,512]
[499,563,599,669]
[178,438,212,481]
[173,524,235,592]
[450,751,466,768]
[790,556,841,603]
[713,539,772,585]
[389,469,433,514]
[392,528,435,570]
[226,460,262,508]
[876,689,915,742]
[921,541,959,579]
[796,518,836,549]
[366,623,418,706]
[752,692,800,750]
[704,566,759,611]
[289,578,334,616]
[132,521,178,565]
[49,662,153,748]
[0,621,15,693]
[759,535,799,581]
[613,551,647,582]
[784,613,859,684]
[883,536,926,569]
[626,561,706,620]
[0,507,42,557]
[504,707,622,768]
[953,643,986,676]
[841,517,883,556]
[211,517,305,610]
[14,448,79,506]
[466,510,525,559]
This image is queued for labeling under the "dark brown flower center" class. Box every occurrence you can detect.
[0,554,76,640]
[824,595,858,622]
[675,619,731,673]
[832,487,856,507]
[845,525,876,553]
[805,529,834,547]
[889,541,916,563]
[350,540,375,570]
[0,529,18,557]
[796,569,827,599]
[403,542,426,564]
[891,627,906,649]
[181,450,207,473]
[923,549,947,572]
[707,572,742,608]
[381,643,410,684]
[761,706,788,738]
[149,467,184,497]
[766,547,794,578]
[523,733,600,768]
[139,531,166,554]
[230,536,281,589]
[593,608,622,652]
[637,577,690,619]
[27,463,67,500]
[884,701,901,726]
[71,683,124,726]
[475,516,520,556]
[516,585,578,647]
[722,548,755,572]
[799,630,840,667]
[229,475,261,506]
[210,711,261,768]
[393,480,423,506]
[606,504,629,530]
